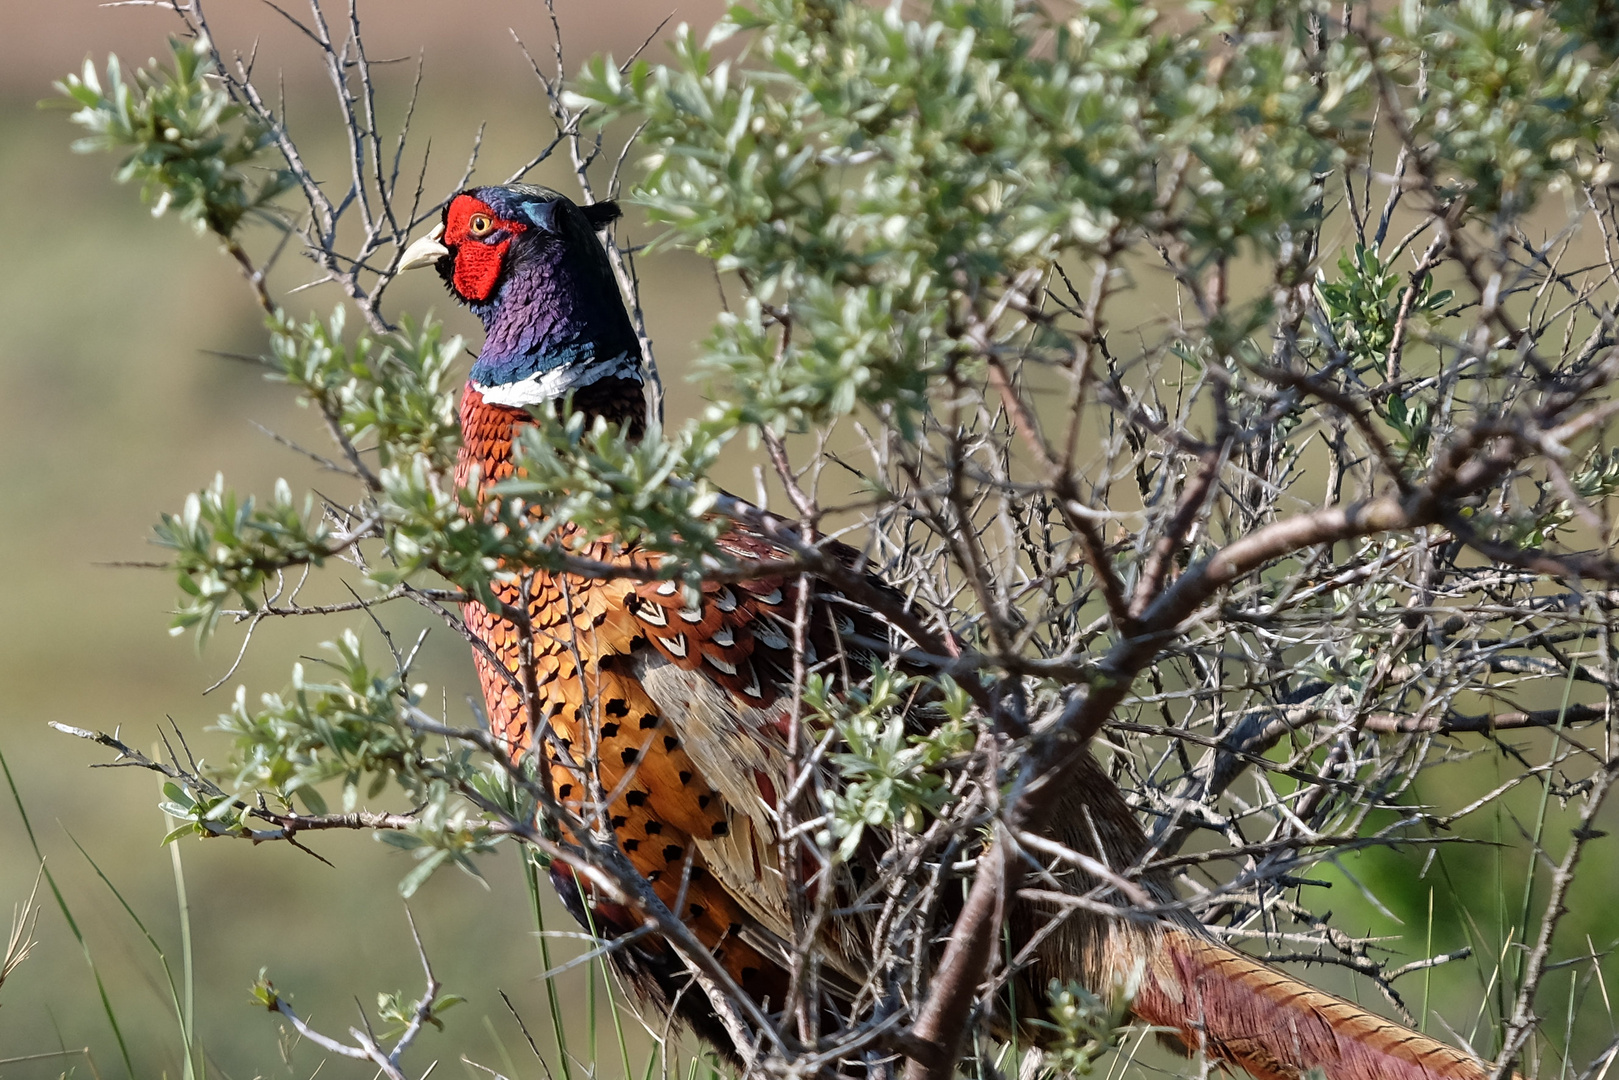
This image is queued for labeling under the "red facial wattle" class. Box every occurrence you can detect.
[443,194,528,302]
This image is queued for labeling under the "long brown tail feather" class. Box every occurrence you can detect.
[1128,925,1499,1080]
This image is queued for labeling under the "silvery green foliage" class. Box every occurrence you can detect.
[573,0,1365,433]
[503,414,732,563]
[214,631,431,814]
[1033,977,1137,1076]
[1390,0,1619,216]
[811,667,973,860]
[269,307,464,473]
[160,307,734,635]
[161,628,513,898]
[59,36,291,237]
[156,475,335,640]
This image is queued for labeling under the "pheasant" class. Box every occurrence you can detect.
[399,184,1504,1080]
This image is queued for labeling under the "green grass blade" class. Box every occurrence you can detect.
[639,1036,662,1080]
[584,879,633,1080]
[604,962,634,1080]
[169,829,197,1080]
[64,829,194,1078]
[482,1012,522,1079]
[0,745,137,1080]
[1422,886,1433,1034]
[525,850,573,1080]
[568,871,633,1079]
[588,922,599,1069]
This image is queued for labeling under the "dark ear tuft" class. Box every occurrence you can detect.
[582,200,623,230]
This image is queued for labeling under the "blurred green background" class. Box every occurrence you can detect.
[0,2,1616,1078]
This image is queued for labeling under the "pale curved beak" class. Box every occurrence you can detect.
[398,222,448,271]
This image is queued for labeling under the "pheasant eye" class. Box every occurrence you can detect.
[467,213,495,237]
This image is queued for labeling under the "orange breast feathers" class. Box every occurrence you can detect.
[453,387,863,993]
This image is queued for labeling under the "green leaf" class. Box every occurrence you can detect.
[398,849,451,898]
[56,36,291,237]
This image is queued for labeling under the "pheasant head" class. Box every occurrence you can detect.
[401,184,645,432]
